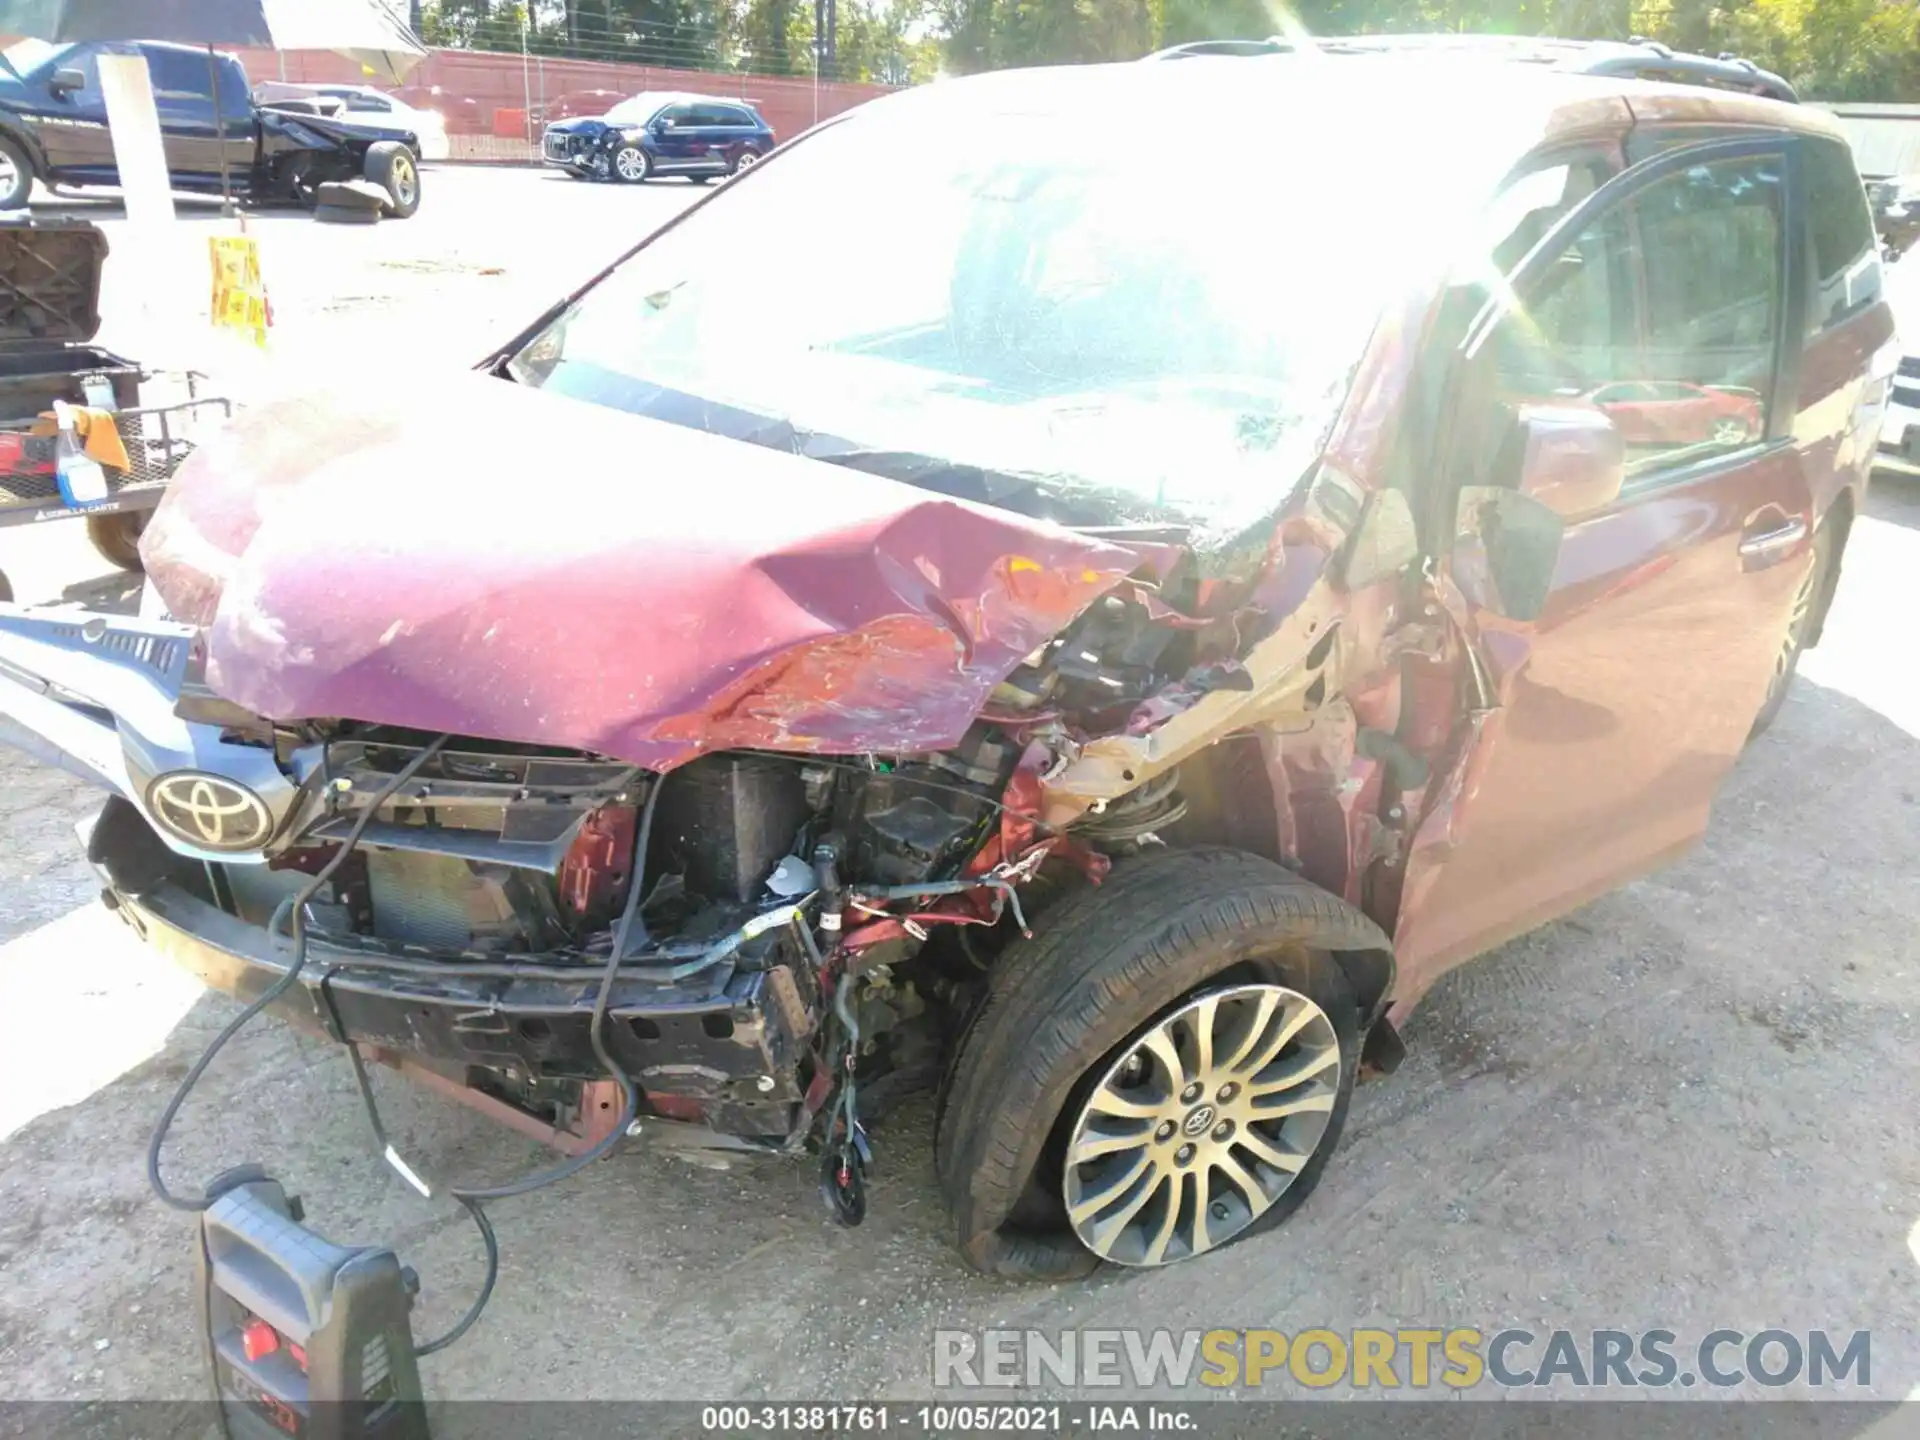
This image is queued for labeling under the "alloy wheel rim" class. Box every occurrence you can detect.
[617,148,646,180]
[1062,983,1340,1268]
[1714,418,1747,443]
[393,158,417,206]
[736,151,757,171]
[0,155,17,194]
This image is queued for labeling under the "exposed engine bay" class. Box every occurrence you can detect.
[87,578,1223,1163]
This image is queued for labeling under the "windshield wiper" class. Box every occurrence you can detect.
[805,447,1194,533]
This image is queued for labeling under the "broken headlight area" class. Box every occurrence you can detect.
[94,579,1210,1154]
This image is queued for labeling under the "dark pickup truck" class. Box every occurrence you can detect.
[0,38,421,217]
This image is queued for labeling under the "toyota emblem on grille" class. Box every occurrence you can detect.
[147,772,273,852]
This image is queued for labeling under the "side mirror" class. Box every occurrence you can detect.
[1452,403,1620,623]
[1455,486,1564,623]
[50,67,86,97]
[1501,401,1626,521]
[652,117,672,132]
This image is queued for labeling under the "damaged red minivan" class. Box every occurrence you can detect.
[0,56,1891,1278]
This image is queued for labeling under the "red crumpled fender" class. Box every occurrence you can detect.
[143,373,1151,770]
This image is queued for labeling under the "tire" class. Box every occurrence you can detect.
[935,847,1378,1280]
[730,148,760,176]
[0,133,31,210]
[361,140,420,218]
[0,569,12,603]
[86,511,147,572]
[1749,519,1836,738]
[611,144,650,183]
[314,202,378,226]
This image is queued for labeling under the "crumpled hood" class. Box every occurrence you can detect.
[544,116,614,135]
[264,107,416,146]
[143,373,1146,770]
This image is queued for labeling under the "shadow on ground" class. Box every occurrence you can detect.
[58,572,142,613]
[1868,468,1920,530]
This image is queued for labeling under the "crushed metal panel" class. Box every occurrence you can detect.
[142,373,1148,770]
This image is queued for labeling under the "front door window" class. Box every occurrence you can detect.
[1494,155,1785,474]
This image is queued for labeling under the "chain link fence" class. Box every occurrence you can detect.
[233,44,895,161]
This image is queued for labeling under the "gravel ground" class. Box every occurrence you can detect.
[0,169,1914,1420]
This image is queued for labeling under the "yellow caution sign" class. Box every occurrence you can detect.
[208,234,271,347]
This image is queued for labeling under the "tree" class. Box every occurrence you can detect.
[422,0,726,69]
[736,0,807,73]
[930,0,1916,96]
[832,0,938,82]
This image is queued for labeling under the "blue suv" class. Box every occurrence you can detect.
[542,91,774,184]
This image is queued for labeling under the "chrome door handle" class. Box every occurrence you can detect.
[1738,517,1808,560]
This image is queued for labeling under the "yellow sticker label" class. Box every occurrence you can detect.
[208,235,269,347]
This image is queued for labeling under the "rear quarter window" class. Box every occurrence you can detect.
[1803,135,1881,332]
[685,104,752,127]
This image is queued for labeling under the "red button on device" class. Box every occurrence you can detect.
[241,1317,279,1363]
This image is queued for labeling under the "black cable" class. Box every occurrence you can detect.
[322,763,657,1360]
[438,773,658,1201]
[146,734,453,1213]
[148,735,658,1360]
[371,778,657,1355]
[413,1197,497,1358]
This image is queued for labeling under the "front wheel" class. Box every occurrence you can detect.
[612,145,650,183]
[0,134,33,210]
[935,847,1372,1279]
[86,510,147,572]
[1749,519,1835,738]
[362,141,420,218]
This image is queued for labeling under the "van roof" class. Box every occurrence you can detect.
[1141,32,1800,103]
[870,50,1844,154]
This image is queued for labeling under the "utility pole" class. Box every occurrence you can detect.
[520,5,533,149]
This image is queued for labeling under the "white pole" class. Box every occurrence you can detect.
[98,54,174,229]
[520,8,533,150]
[97,53,186,367]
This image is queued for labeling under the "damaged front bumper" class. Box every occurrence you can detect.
[3,598,826,1142]
[540,130,604,176]
[94,846,820,1138]
[0,603,296,832]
